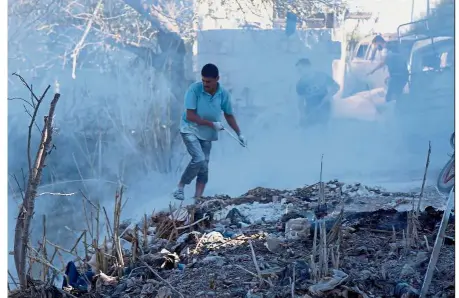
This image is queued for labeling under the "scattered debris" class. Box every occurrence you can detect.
[8,182,454,298]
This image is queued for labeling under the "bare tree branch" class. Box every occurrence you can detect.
[71,0,103,79]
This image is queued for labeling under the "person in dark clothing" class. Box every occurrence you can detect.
[367,35,409,102]
[62,261,95,292]
[295,58,340,128]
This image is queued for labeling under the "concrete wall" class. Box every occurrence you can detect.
[194,29,341,109]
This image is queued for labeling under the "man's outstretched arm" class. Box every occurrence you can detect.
[221,92,241,135]
[223,113,241,135]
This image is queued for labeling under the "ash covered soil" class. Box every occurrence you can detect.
[12,181,455,298]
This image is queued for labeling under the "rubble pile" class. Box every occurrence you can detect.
[10,181,455,298]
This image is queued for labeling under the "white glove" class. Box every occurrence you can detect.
[238,134,247,147]
[213,122,224,131]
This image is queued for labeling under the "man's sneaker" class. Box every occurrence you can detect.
[173,188,185,201]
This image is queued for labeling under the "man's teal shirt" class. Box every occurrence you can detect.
[180,82,233,141]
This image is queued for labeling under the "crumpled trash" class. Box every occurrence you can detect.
[308,269,348,295]
[193,207,213,228]
[202,231,225,244]
[169,207,189,222]
[223,231,240,239]
[139,249,180,270]
[62,261,95,292]
[226,208,250,227]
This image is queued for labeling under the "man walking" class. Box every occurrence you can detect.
[173,63,246,201]
[295,58,340,128]
[367,35,409,102]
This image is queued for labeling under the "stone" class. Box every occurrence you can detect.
[285,218,311,240]
[264,235,284,253]
[201,255,226,266]
[360,269,372,280]
[141,282,156,295]
[156,286,172,298]
[400,264,415,278]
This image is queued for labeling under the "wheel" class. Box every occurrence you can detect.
[437,156,455,194]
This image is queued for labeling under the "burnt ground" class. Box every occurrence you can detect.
[8,181,455,298]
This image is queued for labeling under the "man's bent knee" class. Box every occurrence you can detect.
[190,157,206,167]
[196,161,209,184]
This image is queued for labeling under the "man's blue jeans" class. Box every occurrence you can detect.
[180,133,212,185]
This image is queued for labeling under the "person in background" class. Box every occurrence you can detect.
[367,35,409,102]
[173,63,246,202]
[295,58,340,128]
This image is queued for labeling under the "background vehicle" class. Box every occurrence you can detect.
[343,33,418,97]
[395,20,454,154]
[437,132,455,194]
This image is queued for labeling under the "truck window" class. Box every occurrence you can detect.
[355,44,368,58]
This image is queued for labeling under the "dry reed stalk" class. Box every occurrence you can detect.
[41,215,48,281]
[102,237,108,273]
[95,202,101,247]
[143,214,148,250]
[132,225,139,263]
[155,216,176,239]
[46,240,84,263]
[95,245,103,275]
[406,213,412,248]
[27,242,41,277]
[319,154,325,206]
[83,230,89,261]
[248,240,264,286]
[309,254,318,283]
[312,221,318,258]
[176,215,210,230]
[424,235,431,250]
[27,246,65,276]
[103,207,114,239]
[8,270,19,289]
[113,187,125,277]
[49,247,59,267]
[402,229,406,250]
[70,231,86,254]
[141,260,185,298]
[326,208,344,243]
[167,203,180,244]
[322,220,328,276]
[291,262,296,297]
[234,265,273,286]
[188,206,196,231]
[417,141,431,213]
[82,195,93,239]
[330,245,336,269]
